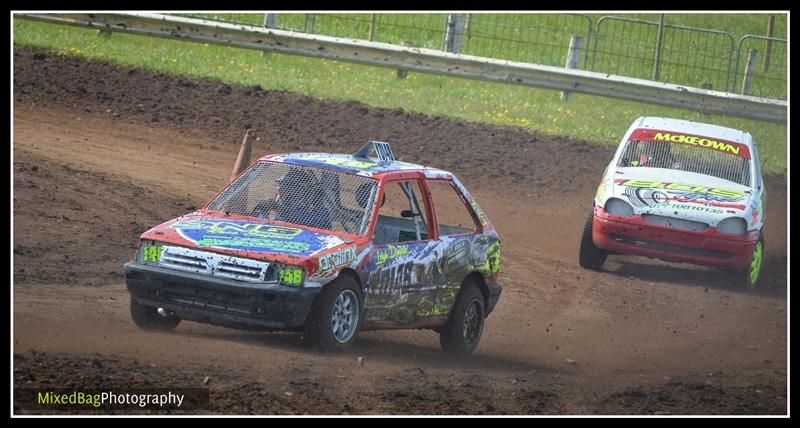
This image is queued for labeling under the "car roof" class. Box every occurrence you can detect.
[632,116,754,149]
[260,152,440,178]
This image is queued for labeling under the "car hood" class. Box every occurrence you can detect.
[140,211,355,263]
[607,168,753,225]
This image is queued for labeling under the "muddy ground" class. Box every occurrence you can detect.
[12,47,788,415]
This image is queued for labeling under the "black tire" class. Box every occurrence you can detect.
[440,282,485,356]
[304,276,362,352]
[579,210,607,270]
[130,296,181,331]
[737,233,764,290]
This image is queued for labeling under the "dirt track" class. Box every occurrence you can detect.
[12,47,788,415]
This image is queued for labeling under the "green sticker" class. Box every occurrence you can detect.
[142,245,163,262]
[197,237,311,252]
[279,266,304,286]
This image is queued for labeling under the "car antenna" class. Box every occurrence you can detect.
[354,141,395,162]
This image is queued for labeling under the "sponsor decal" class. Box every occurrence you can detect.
[432,239,468,276]
[278,266,304,286]
[623,186,670,208]
[174,221,303,239]
[376,245,409,266]
[617,179,745,202]
[617,179,746,210]
[668,203,724,214]
[318,246,357,273]
[629,128,751,159]
[295,154,377,170]
[170,219,334,255]
[471,200,489,225]
[195,237,311,253]
[142,244,163,262]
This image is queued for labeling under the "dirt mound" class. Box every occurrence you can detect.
[14,350,784,415]
[13,150,196,285]
[13,46,615,193]
[595,376,787,415]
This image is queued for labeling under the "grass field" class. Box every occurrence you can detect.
[13,14,788,174]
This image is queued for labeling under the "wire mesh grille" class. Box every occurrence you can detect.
[591,17,735,92]
[735,36,787,99]
[618,140,751,186]
[460,14,593,66]
[207,162,379,235]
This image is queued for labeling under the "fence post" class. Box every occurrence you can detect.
[652,13,665,81]
[442,14,465,53]
[368,14,377,41]
[560,35,583,102]
[397,41,414,79]
[261,14,277,58]
[764,15,775,72]
[304,14,316,33]
[741,48,758,95]
[263,13,276,29]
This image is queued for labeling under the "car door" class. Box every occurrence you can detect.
[422,178,486,319]
[363,178,438,328]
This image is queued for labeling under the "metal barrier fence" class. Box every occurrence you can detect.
[590,17,735,93]
[459,14,593,66]
[17,12,785,123]
[733,35,788,99]
[175,13,786,101]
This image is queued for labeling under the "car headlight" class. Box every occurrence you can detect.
[276,265,305,287]
[717,217,747,235]
[137,240,164,265]
[604,198,634,217]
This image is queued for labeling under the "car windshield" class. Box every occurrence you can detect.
[617,136,752,187]
[207,161,379,235]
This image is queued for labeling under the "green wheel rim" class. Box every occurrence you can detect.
[749,241,763,284]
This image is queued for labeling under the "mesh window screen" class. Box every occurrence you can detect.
[208,162,379,235]
[617,140,751,186]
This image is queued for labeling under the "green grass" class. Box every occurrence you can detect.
[182,12,787,98]
[13,16,787,174]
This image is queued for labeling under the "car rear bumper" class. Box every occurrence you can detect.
[125,262,320,330]
[592,207,758,271]
[487,283,502,315]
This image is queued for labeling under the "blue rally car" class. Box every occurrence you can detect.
[125,142,502,354]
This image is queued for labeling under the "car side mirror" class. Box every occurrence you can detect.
[400,210,418,218]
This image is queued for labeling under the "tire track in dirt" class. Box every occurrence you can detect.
[12,47,787,414]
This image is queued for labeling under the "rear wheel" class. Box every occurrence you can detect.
[738,234,764,289]
[304,277,362,352]
[440,282,485,356]
[129,296,181,331]
[579,210,607,270]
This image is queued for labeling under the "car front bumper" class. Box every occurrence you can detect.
[125,262,320,330]
[592,207,758,271]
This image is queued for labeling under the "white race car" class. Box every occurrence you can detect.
[580,116,766,288]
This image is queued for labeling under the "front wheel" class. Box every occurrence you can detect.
[440,283,485,356]
[304,277,362,352]
[129,296,181,331]
[738,234,764,289]
[579,210,607,270]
